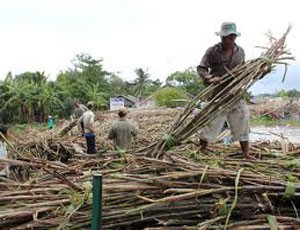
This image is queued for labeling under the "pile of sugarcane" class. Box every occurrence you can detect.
[143,27,294,158]
[1,145,299,229]
[9,108,180,163]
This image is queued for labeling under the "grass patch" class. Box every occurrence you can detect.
[250,117,300,127]
[10,122,46,136]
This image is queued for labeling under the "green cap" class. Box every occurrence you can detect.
[215,22,241,37]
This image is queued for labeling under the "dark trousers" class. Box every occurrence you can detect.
[80,122,84,132]
[86,135,96,154]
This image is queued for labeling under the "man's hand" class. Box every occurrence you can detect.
[209,76,221,84]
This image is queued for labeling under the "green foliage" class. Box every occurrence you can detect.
[276,89,300,98]
[242,91,252,103]
[284,181,295,198]
[284,159,300,171]
[154,87,188,107]
[132,68,162,99]
[250,117,300,127]
[285,174,298,183]
[108,74,129,96]
[133,68,150,99]
[166,67,205,96]
[56,53,111,104]
[0,53,193,123]
[86,83,108,109]
[218,198,230,216]
[0,71,63,123]
[266,215,279,230]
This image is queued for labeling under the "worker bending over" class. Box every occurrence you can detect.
[197,22,251,158]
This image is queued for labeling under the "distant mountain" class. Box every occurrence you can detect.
[250,62,300,95]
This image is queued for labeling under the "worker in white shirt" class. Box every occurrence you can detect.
[77,102,96,154]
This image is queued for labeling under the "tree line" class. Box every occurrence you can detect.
[258,89,300,99]
[0,53,203,123]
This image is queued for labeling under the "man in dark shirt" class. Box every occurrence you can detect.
[197,22,251,158]
[74,102,88,118]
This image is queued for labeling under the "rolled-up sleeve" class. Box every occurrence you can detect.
[197,48,213,82]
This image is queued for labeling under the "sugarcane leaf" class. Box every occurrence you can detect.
[66,204,75,213]
[271,152,283,157]
[224,168,243,230]
[163,134,175,150]
[285,174,298,183]
[116,146,126,154]
[266,214,279,230]
[218,202,229,216]
[291,200,299,218]
[187,150,197,159]
[59,188,71,195]
[284,181,295,198]
[219,208,228,218]
[282,63,288,83]
[82,181,92,191]
[284,159,300,171]
[83,168,92,176]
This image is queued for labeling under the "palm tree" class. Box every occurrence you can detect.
[14,71,47,85]
[0,75,14,122]
[87,83,107,109]
[133,68,151,99]
[23,83,38,123]
[38,83,63,121]
[2,80,35,123]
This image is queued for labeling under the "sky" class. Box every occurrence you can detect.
[0,0,299,94]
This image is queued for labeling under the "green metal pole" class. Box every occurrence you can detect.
[92,173,102,230]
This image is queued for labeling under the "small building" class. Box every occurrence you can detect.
[110,95,138,109]
[137,95,157,109]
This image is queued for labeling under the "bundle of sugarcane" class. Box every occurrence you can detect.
[8,138,300,181]
[0,164,89,229]
[1,148,299,229]
[100,151,300,229]
[8,129,113,165]
[142,27,294,158]
[6,120,81,162]
[168,142,300,176]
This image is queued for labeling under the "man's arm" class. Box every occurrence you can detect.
[240,47,245,64]
[77,115,83,132]
[108,124,116,140]
[74,108,79,118]
[197,47,214,84]
[131,123,139,137]
[81,104,88,112]
[88,113,95,133]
